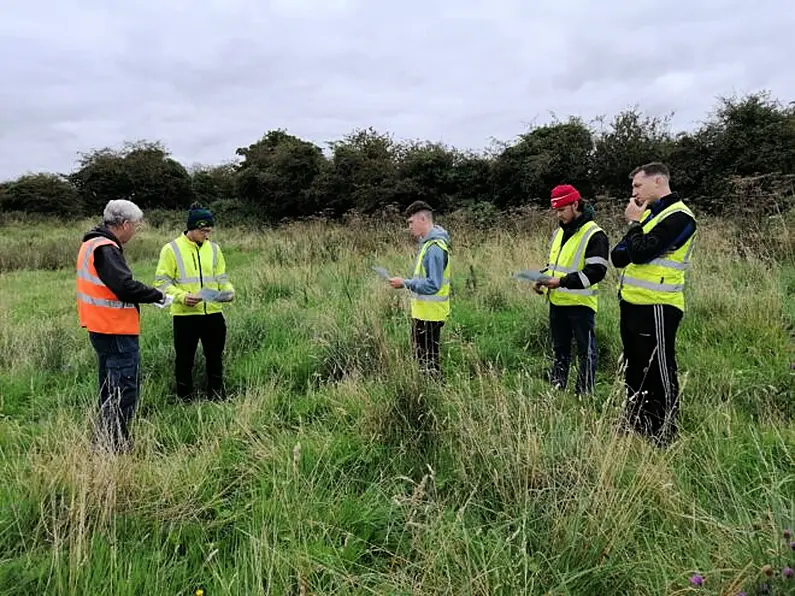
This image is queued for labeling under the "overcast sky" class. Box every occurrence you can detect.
[1,0,793,180]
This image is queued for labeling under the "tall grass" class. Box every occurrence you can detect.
[0,209,793,595]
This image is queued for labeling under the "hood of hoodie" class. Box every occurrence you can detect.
[560,203,595,234]
[82,225,123,250]
[420,224,451,249]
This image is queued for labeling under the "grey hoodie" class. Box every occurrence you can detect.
[403,225,451,295]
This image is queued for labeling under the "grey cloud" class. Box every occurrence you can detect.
[1,0,793,179]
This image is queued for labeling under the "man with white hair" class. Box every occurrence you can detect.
[76,199,166,454]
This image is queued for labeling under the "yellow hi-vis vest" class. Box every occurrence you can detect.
[544,220,604,312]
[154,234,234,316]
[409,238,451,322]
[617,202,696,312]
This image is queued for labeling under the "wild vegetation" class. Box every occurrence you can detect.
[1,92,794,223]
[0,204,793,594]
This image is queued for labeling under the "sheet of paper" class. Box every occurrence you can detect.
[513,270,554,283]
[371,266,391,280]
[197,288,234,302]
[198,288,221,301]
[152,294,174,309]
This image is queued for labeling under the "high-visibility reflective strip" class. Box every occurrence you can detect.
[79,238,117,285]
[683,238,696,264]
[639,205,692,227]
[413,294,450,302]
[169,241,225,285]
[77,268,104,285]
[572,226,599,266]
[577,271,590,288]
[154,275,175,288]
[169,241,189,281]
[621,276,683,292]
[648,258,689,270]
[76,292,136,309]
[81,237,108,274]
[546,223,600,276]
[80,237,101,272]
[549,264,577,274]
[555,287,597,296]
[585,256,609,266]
[411,241,449,284]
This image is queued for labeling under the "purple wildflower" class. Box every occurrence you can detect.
[790,541,795,550]
[689,574,704,587]
[785,528,792,539]
[784,566,794,579]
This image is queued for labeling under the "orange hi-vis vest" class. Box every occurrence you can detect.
[76,237,140,335]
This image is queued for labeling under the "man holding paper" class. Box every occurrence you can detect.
[77,199,168,453]
[154,204,235,401]
[387,200,451,374]
[533,185,609,395]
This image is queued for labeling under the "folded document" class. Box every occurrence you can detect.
[371,266,391,280]
[197,288,235,302]
[513,270,553,283]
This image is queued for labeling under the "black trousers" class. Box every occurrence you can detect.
[619,301,683,446]
[549,304,597,395]
[173,312,227,400]
[411,319,444,373]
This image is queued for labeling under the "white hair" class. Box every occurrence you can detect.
[103,199,144,227]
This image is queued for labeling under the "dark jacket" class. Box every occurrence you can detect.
[551,205,610,290]
[81,226,163,306]
[610,192,696,268]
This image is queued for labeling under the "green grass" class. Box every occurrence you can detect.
[0,212,793,595]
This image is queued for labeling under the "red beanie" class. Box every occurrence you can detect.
[550,184,581,209]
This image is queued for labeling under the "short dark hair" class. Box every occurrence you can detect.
[630,162,670,179]
[404,200,433,218]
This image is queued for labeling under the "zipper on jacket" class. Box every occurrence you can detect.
[196,248,208,315]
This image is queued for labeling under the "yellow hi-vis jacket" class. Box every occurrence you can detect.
[617,202,696,312]
[409,238,451,322]
[154,234,234,316]
[544,220,604,312]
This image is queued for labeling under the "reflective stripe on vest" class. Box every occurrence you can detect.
[77,292,137,309]
[167,239,225,284]
[617,203,696,311]
[410,238,451,322]
[155,235,231,317]
[545,220,603,311]
[76,237,140,334]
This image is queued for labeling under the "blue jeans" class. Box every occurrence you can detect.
[548,304,597,395]
[88,332,140,452]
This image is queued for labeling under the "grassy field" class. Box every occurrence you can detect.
[0,208,793,596]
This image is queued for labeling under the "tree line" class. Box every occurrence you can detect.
[1,91,794,222]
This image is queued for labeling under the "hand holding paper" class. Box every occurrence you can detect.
[152,294,174,309]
